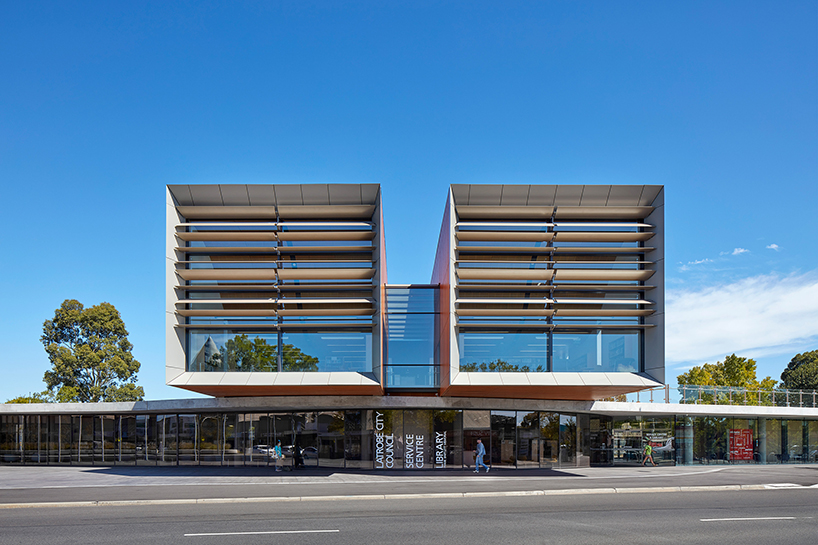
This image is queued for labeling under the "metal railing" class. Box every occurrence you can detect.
[605,385,818,408]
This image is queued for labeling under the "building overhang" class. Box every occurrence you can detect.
[167,371,384,398]
[443,372,661,401]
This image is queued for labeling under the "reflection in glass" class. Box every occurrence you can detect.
[344,410,371,469]
[188,331,278,372]
[119,416,137,465]
[385,314,435,364]
[540,413,560,467]
[459,332,547,372]
[433,410,461,469]
[157,415,177,466]
[517,412,540,468]
[552,330,639,373]
[317,412,345,468]
[560,414,576,466]
[177,415,197,465]
[293,412,318,468]
[135,415,157,466]
[490,411,516,467]
[385,366,437,388]
[282,332,371,372]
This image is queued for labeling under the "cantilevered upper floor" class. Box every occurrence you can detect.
[166,184,387,397]
[166,183,664,401]
[432,184,665,400]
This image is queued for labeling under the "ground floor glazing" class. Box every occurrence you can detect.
[1,411,816,468]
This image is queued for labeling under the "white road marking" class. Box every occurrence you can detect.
[185,529,339,537]
[700,517,809,522]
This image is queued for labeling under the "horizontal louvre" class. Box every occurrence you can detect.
[456,205,554,220]
[553,206,654,219]
[553,270,654,281]
[553,232,654,242]
[177,270,278,281]
[177,206,277,220]
[277,268,376,280]
[456,269,555,281]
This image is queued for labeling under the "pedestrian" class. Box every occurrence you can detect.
[641,442,656,467]
[274,440,283,472]
[473,438,490,473]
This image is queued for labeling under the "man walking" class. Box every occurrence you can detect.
[641,441,656,467]
[474,438,490,473]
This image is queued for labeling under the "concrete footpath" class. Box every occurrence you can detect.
[1,464,817,508]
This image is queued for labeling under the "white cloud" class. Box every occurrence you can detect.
[678,258,713,271]
[766,244,780,251]
[666,271,818,366]
[719,247,750,256]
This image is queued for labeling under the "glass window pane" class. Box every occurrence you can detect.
[552,330,640,373]
[223,414,243,466]
[293,413,318,468]
[246,413,273,466]
[385,366,437,389]
[118,416,137,465]
[808,421,818,463]
[386,314,436,364]
[490,411,516,467]
[178,415,197,465]
[458,332,547,372]
[344,410,371,469]
[317,412,345,468]
[560,414,577,466]
[282,332,371,372]
[540,412,560,467]
[136,415,157,466]
[728,418,756,464]
[403,410,433,470]
[433,410,461,469]
[385,288,436,313]
[373,410,403,470]
[157,415,177,466]
[188,330,278,372]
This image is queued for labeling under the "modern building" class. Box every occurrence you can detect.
[2,183,816,469]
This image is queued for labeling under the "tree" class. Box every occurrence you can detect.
[281,344,319,372]
[780,350,818,390]
[677,354,775,388]
[6,391,53,404]
[41,299,144,402]
[221,335,277,372]
[203,335,319,372]
[460,359,545,372]
[677,353,776,404]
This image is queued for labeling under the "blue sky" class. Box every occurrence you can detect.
[1,1,816,401]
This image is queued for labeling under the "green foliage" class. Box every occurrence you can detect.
[204,335,320,372]
[6,391,53,403]
[677,354,776,405]
[222,335,277,372]
[779,350,818,390]
[677,354,774,388]
[281,343,319,372]
[41,299,144,403]
[461,359,545,373]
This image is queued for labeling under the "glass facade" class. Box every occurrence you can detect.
[384,287,439,390]
[2,411,817,468]
[459,332,547,372]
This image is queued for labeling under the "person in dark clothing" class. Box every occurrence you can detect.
[293,443,305,469]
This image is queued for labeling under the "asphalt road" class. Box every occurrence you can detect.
[2,464,818,504]
[1,490,816,545]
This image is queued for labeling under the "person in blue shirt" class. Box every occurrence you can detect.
[274,440,283,472]
[474,438,489,473]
